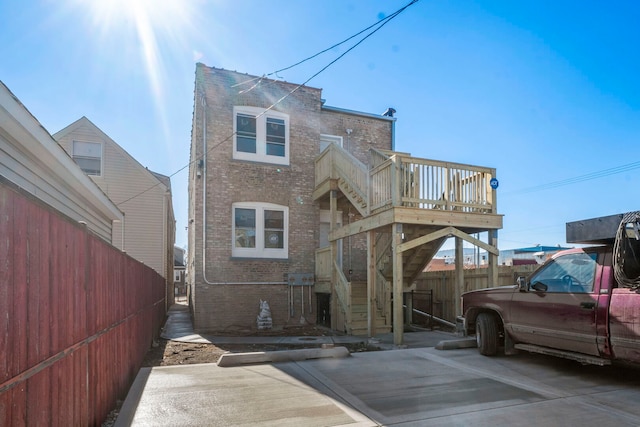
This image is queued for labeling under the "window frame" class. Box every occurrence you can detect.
[233,106,289,165]
[529,252,597,293]
[232,202,289,259]
[320,134,343,152]
[72,140,103,176]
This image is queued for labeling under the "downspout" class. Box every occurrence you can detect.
[200,93,215,285]
[391,118,396,151]
[198,91,289,287]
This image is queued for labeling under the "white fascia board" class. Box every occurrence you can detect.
[0,83,123,222]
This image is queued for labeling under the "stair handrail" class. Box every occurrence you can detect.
[334,259,352,333]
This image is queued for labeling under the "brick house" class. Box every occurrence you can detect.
[188,64,503,343]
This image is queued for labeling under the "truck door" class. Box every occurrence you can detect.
[508,251,600,356]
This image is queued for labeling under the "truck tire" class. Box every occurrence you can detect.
[476,313,499,356]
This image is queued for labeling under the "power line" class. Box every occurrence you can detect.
[233,0,419,90]
[503,159,640,196]
[116,0,420,207]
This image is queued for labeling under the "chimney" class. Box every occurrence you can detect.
[382,107,396,117]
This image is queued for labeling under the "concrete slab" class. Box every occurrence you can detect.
[124,304,640,425]
[115,363,375,427]
[118,347,640,426]
[217,346,350,367]
[434,337,476,350]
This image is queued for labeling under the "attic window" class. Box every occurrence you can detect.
[72,140,102,176]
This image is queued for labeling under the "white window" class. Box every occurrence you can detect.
[232,202,288,259]
[72,141,102,176]
[233,106,289,165]
[320,134,343,152]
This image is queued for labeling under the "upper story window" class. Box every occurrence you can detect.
[233,106,289,165]
[320,134,343,152]
[232,202,288,259]
[72,140,102,176]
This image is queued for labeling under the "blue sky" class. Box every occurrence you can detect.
[1,0,639,252]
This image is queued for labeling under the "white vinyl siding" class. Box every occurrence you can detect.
[72,140,102,176]
[55,120,171,278]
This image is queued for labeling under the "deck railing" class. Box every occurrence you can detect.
[369,149,496,214]
[315,247,331,282]
[318,147,496,215]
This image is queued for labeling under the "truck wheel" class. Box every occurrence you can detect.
[476,313,499,356]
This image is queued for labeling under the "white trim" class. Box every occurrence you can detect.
[72,140,103,176]
[233,106,289,165]
[320,134,343,152]
[232,202,289,259]
[0,83,122,224]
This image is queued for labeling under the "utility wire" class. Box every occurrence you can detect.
[503,159,640,196]
[233,0,419,90]
[116,0,419,207]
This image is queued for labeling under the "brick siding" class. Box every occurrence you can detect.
[188,64,393,332]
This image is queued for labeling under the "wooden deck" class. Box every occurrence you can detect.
[313,144,503,343]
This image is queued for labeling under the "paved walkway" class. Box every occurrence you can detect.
[160,302,460,350]
[117,308,640,426]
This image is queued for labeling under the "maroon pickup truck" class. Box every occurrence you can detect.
[460,244,640,366]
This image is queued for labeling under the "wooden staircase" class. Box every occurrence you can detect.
[314,144,502,338]
[348,282,390,336]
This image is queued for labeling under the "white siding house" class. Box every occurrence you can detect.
[54,117,175,280]
[0,82,122,239]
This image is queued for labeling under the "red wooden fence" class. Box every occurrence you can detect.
[0,182,166,426]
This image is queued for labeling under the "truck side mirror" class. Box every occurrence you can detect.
[517,276,528,292]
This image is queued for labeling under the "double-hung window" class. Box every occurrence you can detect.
[72,140,102,176]
[232,202,288,259]
[233,106,289,165]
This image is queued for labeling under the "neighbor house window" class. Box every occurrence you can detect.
[232,202,288,259]
[72,140,102,176]
[233,107,289,165]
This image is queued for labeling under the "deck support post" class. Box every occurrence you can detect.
[393,223,404,346]
[330,189,338,331]
[367,230,376,337]
[487,229,499,287]
[454,237,464,317]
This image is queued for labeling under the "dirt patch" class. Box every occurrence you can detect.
[142,325,369,367]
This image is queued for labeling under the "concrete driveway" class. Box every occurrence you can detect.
[116,345,640,426]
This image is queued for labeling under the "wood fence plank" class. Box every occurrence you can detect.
[26,368,50,426]
[0,187,12,384]
[1,183,166,426]
[12,194,28,378]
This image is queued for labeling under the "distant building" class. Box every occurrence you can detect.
[499,246,571,266]
[428,245,571,271]
[174,246,186,296]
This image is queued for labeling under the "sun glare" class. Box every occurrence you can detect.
[72,0,201,144]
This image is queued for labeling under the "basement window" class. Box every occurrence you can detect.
[233,106,289,165]
[232,202,288,259]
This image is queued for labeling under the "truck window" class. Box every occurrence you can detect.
[529,252,597,293]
